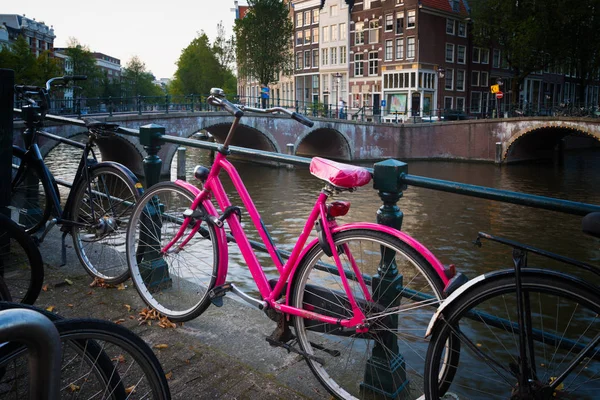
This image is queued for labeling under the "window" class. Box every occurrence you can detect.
[331,24,338,41]
[473,47,480,63]
[396,38,404,59]
[304,29,311,44]
[444,97,453,110]
[313,27,319,43]
[471,91,482,113]
[445,43,455,62]
[304,51,311,69]
[369,20,380,43]
[355,53,364,76]
[340,46,346,64]
[407,37,415,58]
[322,48,328,65]
[312,9,319,24]
[331,47,337,64]
[445,68,454,90]
[407,10,416,29]
[471,71,480,86]
[481,49,490,64]
[323,26,329,42]
[481,71,488,86]
[458,22,466,37]
[446,19,455,35]
[355,22,364,45]
[330,4,338,16]
[296,13,302,27]
[385,14,393,31]
[451,0,460,12]
[296,52,303,69]
[396,12,404,34]
[456,97,465,111]
[368,51,379,75]
[313,49,319,67]
[396,0,403,4]
[493,49,500,68]
[457,45,466,64]
[340,23,346,40]
[385,40,393,60]
[364,0,372,9]
[456,70,465,91]
[304,11,310,26]
[296,31,303,46]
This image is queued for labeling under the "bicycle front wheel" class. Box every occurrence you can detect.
[126,182,220,322]
[0,318,171,399]
[0,213,44,304]
[425,271,600,400]
[290,228,453,400]
[71,165,140,284]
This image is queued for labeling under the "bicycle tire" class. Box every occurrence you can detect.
[71,165,141,284]
[10,146,53,234]
[0,317,170,399]
[289,228,456,400]
[126,182,220,322]
[424,270,600,400]
[0,213,44,304]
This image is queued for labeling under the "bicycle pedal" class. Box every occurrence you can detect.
[208,283,233,307]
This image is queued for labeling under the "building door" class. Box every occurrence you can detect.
[412,93,420,115]
[373,93,381,115]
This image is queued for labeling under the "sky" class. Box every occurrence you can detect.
[3,0,240,79]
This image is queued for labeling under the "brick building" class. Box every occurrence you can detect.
[0,14,55,57]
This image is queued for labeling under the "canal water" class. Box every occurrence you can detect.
[45,139,600,291]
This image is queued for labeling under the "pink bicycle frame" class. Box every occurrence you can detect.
[163,151,450,329]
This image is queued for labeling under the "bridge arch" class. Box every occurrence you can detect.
[294,127,352,161]
[503,122,600,162]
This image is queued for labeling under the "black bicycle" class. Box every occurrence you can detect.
[11,75,143,284]
[424,212,600,399]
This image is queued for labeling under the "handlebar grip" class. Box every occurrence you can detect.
[15,85,42,93]
[221,98,244,118]
[69,75,87,81]
[291,112,314,128]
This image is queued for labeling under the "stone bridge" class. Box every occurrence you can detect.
[12,112,600,179]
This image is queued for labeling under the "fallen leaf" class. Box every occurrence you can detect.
[69,383,80,392]
[125,386,136,394]
[67,304,74,308]
[112,354,126,363]
[124,304,131,312]
[129,315,135,320]
[64,278,73,285]
[86,290,93,295]
[42,284,49,292]
[117,283,126,290]
[154,344,169,349]
[114,319,125,324]
[165,371,173,380]
[46,305,55,312]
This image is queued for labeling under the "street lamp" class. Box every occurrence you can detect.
[437,67,445,118]
[334,72,342,118]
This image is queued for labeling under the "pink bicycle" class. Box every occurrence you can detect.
[126,89,460,399]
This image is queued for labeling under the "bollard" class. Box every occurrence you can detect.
[360,159,408,398]
[286,143,294,170]
[177,147,187,180]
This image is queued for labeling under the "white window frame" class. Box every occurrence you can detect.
[368,51,379,76]
[445,68,454,90]
[354,53,364,76]
[385,14,393,31]
[458,22,466,37]
[471,70,480,87]
[457,45,466,64]
[323,26,329,42]
[340,23,347,40]
[304,50,311,69]
[456,69,466,91]
[407,37,415,59]
[396,38,404,59]
[445,43,455,63]
[407,10,416,29]
[456,97,465,111]
[444,96,453,110]
[446,19,455,35]
[473,47,481,63]
[385,40,393,60]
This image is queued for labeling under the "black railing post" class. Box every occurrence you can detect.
[191,94,194,113]
[360,159,409,397]
[165,94,170,114]
[108,96,113,117]
[137,95,142,115]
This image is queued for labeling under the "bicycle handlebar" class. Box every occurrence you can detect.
[238,105,315,128]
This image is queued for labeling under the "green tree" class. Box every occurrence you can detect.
[234,0,293,85]
[470,0,564,103]
[0,35,38,85]
[121,56,163,97]
[213,21,236,72]
[36,50,62,84]
[64,38,102,97]
[171,33,225,95]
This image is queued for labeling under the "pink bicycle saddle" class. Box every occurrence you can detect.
[309,157,372,189]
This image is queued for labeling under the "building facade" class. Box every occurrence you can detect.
[293,0,321,106]
[0,14,55,57]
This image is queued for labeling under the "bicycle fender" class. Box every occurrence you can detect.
[285,222,451,307]
[424,268,600,337]
[174,180,229,286]
[92,161,144,196]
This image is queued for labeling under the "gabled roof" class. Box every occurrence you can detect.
[420,0,470,17]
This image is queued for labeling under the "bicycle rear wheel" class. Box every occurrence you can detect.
[0,213,44,304]
[424,271,600,400]
[290,228,454,400]
[0,318,171,399]
[126,182,220,322]
[10,146,52,234]
[71,165,141,284]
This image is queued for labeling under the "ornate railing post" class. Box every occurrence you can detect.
[138,124,170,288]
[165,94,170,114]
[108,96,113,117]
[361,159,409,399]
[137,95,142,115]
[190,94,194,112]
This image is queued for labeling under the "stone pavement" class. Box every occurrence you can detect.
[31,230,331,400]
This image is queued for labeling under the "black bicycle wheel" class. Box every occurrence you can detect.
[425,270,600,400]
[0,318,170,399]
[10,146,52,234]
[289,228,457,400]
[0,213,44,304]
[71,165,141,284]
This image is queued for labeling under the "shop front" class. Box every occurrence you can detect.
[382,69,436,122]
